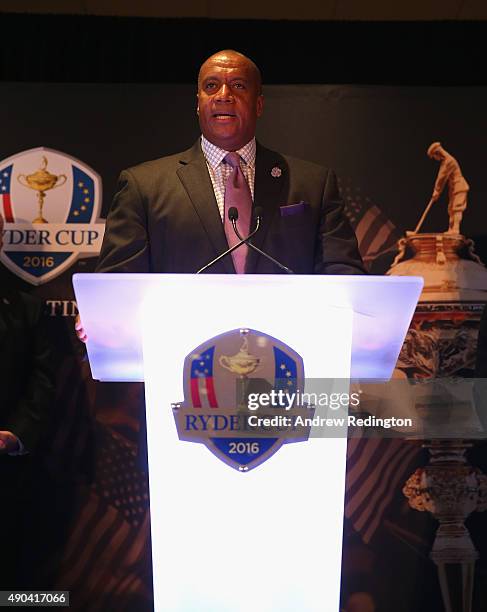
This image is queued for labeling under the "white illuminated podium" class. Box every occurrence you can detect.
[73,273,423,612]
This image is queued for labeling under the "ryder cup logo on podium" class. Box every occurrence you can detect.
[172,328,314,471]
[0,147,104,285]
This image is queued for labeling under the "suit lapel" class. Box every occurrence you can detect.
[177,141,235,274]
[246,143,287,273]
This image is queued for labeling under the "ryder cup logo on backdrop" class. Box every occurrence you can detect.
[0,147,105,285]
[172,328,314,472]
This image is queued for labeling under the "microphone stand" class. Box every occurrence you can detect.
[196,218,261,274]
[231,218,294,274]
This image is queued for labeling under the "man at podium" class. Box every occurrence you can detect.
[94,49,365,278]
[76,50,364,341]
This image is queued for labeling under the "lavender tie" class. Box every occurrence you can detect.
[223,152,252,274]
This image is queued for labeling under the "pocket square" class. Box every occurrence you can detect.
[279,201,308,217]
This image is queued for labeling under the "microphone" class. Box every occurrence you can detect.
[196,209,261,274]
[228,206,239,223]
[231,207,294,274]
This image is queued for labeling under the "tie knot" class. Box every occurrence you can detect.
[224,152,242,169]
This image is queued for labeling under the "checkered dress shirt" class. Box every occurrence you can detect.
[200,135,256,221]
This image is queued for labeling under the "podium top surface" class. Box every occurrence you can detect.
[73,273,423,382]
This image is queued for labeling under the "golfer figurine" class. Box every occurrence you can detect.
[413,142,469,235]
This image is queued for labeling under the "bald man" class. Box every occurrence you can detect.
[95,49,365,278]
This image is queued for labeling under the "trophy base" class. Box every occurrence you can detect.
[32,216,48,224]
[388,233,487,302]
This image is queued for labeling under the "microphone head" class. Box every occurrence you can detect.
[253,206,263,220]
[228,207,239,221]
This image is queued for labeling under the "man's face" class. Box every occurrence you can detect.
[197,53,264,151]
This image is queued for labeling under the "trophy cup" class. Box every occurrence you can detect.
[219,331,262,409]
[17,156,67,223]
[388,143,487,611]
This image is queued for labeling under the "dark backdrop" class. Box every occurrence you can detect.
[1,14,487,85]
[2,81,486,257]
[2,13,487,612]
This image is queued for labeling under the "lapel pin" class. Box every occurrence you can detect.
[271,166,282,178]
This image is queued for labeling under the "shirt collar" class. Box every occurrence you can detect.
[201,135,256,170]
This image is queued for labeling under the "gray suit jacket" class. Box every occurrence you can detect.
[96,140,365,275]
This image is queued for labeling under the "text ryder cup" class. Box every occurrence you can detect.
[2,223,105,253]
[5,228,98,246]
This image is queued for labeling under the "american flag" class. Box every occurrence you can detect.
[54,424,152,611]
[190,346,218,408]
[344,436,423,544]
[337,177,422,543]
[0,164,13,221]
[339,177,400,265]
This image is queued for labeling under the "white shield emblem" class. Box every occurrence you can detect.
[173,328,315,471]
[0,147,105,285]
